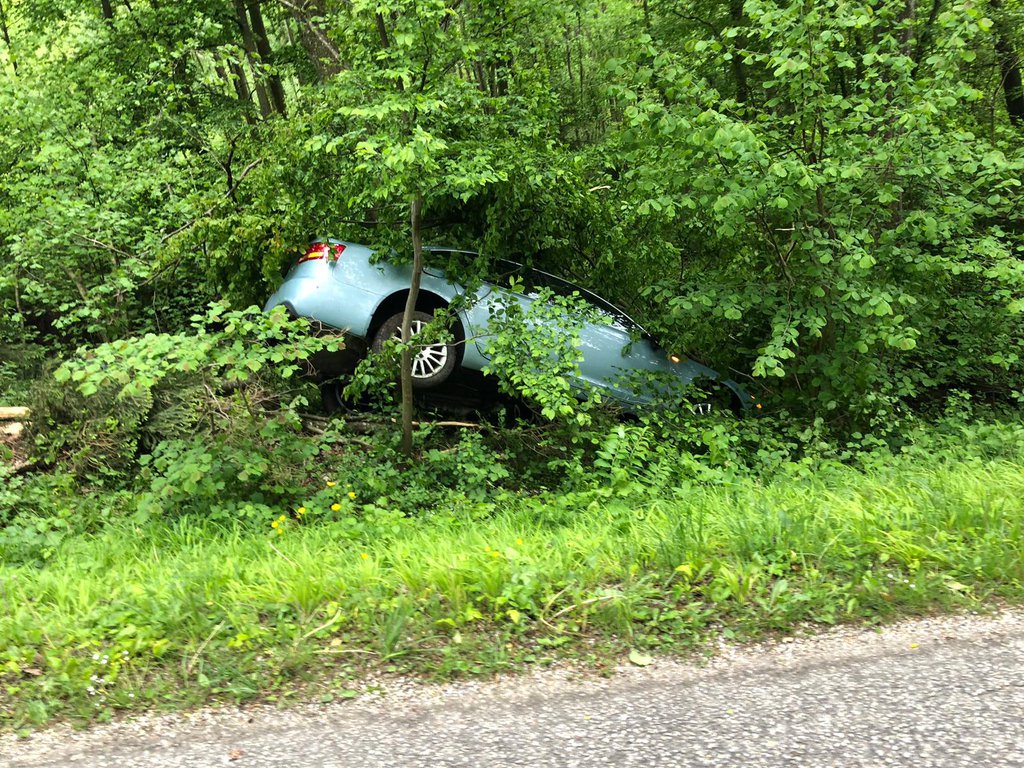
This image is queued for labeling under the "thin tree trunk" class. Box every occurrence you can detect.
[400,196,425,456]
[473,59,488,94]
[279,0,341,78]
[728,0,748,104]
[376,11,405,91]
[100,0,114,19]
[995,32,1024,126]
[214,51,256,124]
[247,0,287,114]
[0,0,16,73]
[234,0,273,118]
[898,0,917,56]
[912,0,941,72]
[577,12,584,104]
[375,12,391,48]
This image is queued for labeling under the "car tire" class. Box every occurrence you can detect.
[692,381,741,416]
[372,310,458,389]
[320,379,346,415]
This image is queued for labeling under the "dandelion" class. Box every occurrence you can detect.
[331,503,341,511]
[515,538,523,546]
[491,550,501,558]
[326,481,337,487]
[348,491,357,500]
[295,508,305,516]
[360,552,369,560]
[271,520,280,529]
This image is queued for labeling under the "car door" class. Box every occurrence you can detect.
[465,261,538,364]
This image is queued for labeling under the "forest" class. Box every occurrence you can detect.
[0,0,1023,728]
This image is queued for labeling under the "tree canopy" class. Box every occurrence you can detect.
[1,0,1022,425]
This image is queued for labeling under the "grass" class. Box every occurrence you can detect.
[2,447,1024,729]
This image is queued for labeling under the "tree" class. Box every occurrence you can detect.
[611,0,1024,422]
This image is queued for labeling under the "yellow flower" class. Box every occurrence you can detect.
[347,491,357,500]
[360,552,369,560]
[326,481,337,487]
[271,520,280,529]
[331,503,341,511]
[295,508,305,516]
[515,538,523,546]
[491,550,501,558]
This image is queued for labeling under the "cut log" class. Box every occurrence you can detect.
[1,422,23,438]
[0,407,30,420]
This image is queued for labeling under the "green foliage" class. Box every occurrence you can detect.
[3,422,1024,727]
[2,0,1024,730]
[2,0,1022,424]
[28,303,340,481]
[611,0,1024,422]
[482,287,608,423]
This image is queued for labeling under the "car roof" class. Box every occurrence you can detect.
[320,239,649,335]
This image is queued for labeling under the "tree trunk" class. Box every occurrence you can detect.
[912,0,942,71]
[214,51,256,124]
[100,0,115,19]
[898,0,917,56]
[400,196,425,456]
[246,0,287,114]
[281,0,342,79]
[375,11,405,91]
[0,0,16,74]
[995,33,1024,126]
[233,0,273,118]
[727,0,749,105]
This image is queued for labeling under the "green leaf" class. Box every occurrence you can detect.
[628,649,654,667]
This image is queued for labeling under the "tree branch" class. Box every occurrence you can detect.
[161,159,263,242]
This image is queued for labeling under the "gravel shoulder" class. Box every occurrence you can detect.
[4,609,1024,767]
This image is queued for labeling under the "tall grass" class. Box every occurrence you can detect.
[2,451,1023,728]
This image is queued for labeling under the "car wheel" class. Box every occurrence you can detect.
[693,381,740,416]
[320,379,346,415]
[372,310,458,389]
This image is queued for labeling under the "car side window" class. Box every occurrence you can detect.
[485,259,525,289]
[525,269,643,331]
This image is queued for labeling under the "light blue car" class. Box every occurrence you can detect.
[264,240,756,412]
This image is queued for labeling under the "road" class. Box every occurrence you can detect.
[4,610,1023,768]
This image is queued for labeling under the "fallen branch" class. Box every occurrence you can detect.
[184,621,225,677]
[341,415,483,431]
[414,420,481,429]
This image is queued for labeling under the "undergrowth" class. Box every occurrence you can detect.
[2,316,1023,730]
[2,418,1023,730]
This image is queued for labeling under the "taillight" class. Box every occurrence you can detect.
[297,242,345,264]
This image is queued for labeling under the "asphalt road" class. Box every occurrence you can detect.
[4,610,1024,768]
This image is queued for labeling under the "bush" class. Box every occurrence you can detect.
[25,303,342,491]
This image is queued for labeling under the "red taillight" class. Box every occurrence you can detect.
[297,242,345,264]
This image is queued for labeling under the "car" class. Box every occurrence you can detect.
[263,239,757,413]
